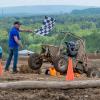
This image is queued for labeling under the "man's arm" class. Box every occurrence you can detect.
[19,29,33,33]
[14,36,23,48]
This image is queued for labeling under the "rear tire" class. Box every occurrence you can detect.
[75,62,84,74]
[28,53,43,70]
[53,56,68,74]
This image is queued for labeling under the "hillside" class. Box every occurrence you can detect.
[0,5,88,17]
[71,8,100,15]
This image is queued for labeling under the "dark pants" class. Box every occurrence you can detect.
[0,53,2,59]
[5,48,18,72]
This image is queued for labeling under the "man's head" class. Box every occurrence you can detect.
[14,21,22,29]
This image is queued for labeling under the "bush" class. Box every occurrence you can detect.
[28,44,42,53]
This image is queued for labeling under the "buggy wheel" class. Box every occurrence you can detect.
[87,68,100,78]
[75,62,84,74]
[28,53,43,70]
[53,56,68,74]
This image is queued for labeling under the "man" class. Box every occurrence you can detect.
[0,46,2,66]
[5,21,32,73]
[0,46,3,75]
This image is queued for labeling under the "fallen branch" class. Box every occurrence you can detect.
[0,80,100,89]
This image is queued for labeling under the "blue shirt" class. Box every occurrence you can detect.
[9,27,20,48]
[0,46,2,53]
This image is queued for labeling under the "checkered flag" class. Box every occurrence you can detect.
[35,16,56,36]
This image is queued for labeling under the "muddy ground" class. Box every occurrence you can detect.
[0,88,100,100]
[0,75,100,100]
[0,58,100,100]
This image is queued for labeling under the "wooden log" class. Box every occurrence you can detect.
[0,80,100,89]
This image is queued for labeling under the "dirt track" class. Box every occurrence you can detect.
[0,71,99,100]
[0,58,100,100]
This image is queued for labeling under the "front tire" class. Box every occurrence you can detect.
[28,53,43,70]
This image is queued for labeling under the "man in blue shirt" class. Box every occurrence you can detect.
[5,21,32,73]
[0,46,2,66]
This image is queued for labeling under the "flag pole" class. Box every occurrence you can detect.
[57,32,69,56]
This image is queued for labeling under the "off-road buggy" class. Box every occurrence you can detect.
[28,32,100,78]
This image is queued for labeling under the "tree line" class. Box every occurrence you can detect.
[0,12,100,58]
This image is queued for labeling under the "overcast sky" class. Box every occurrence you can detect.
[0,0,100,7]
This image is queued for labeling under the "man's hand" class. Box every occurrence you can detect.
[26,30,33,33]
[19,41,23,48]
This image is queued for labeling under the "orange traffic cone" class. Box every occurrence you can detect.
[0,63,3,75]
[66,57,74,80]
[49,67,57,76]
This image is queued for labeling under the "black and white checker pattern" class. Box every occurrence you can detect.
[35,16,56,36]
